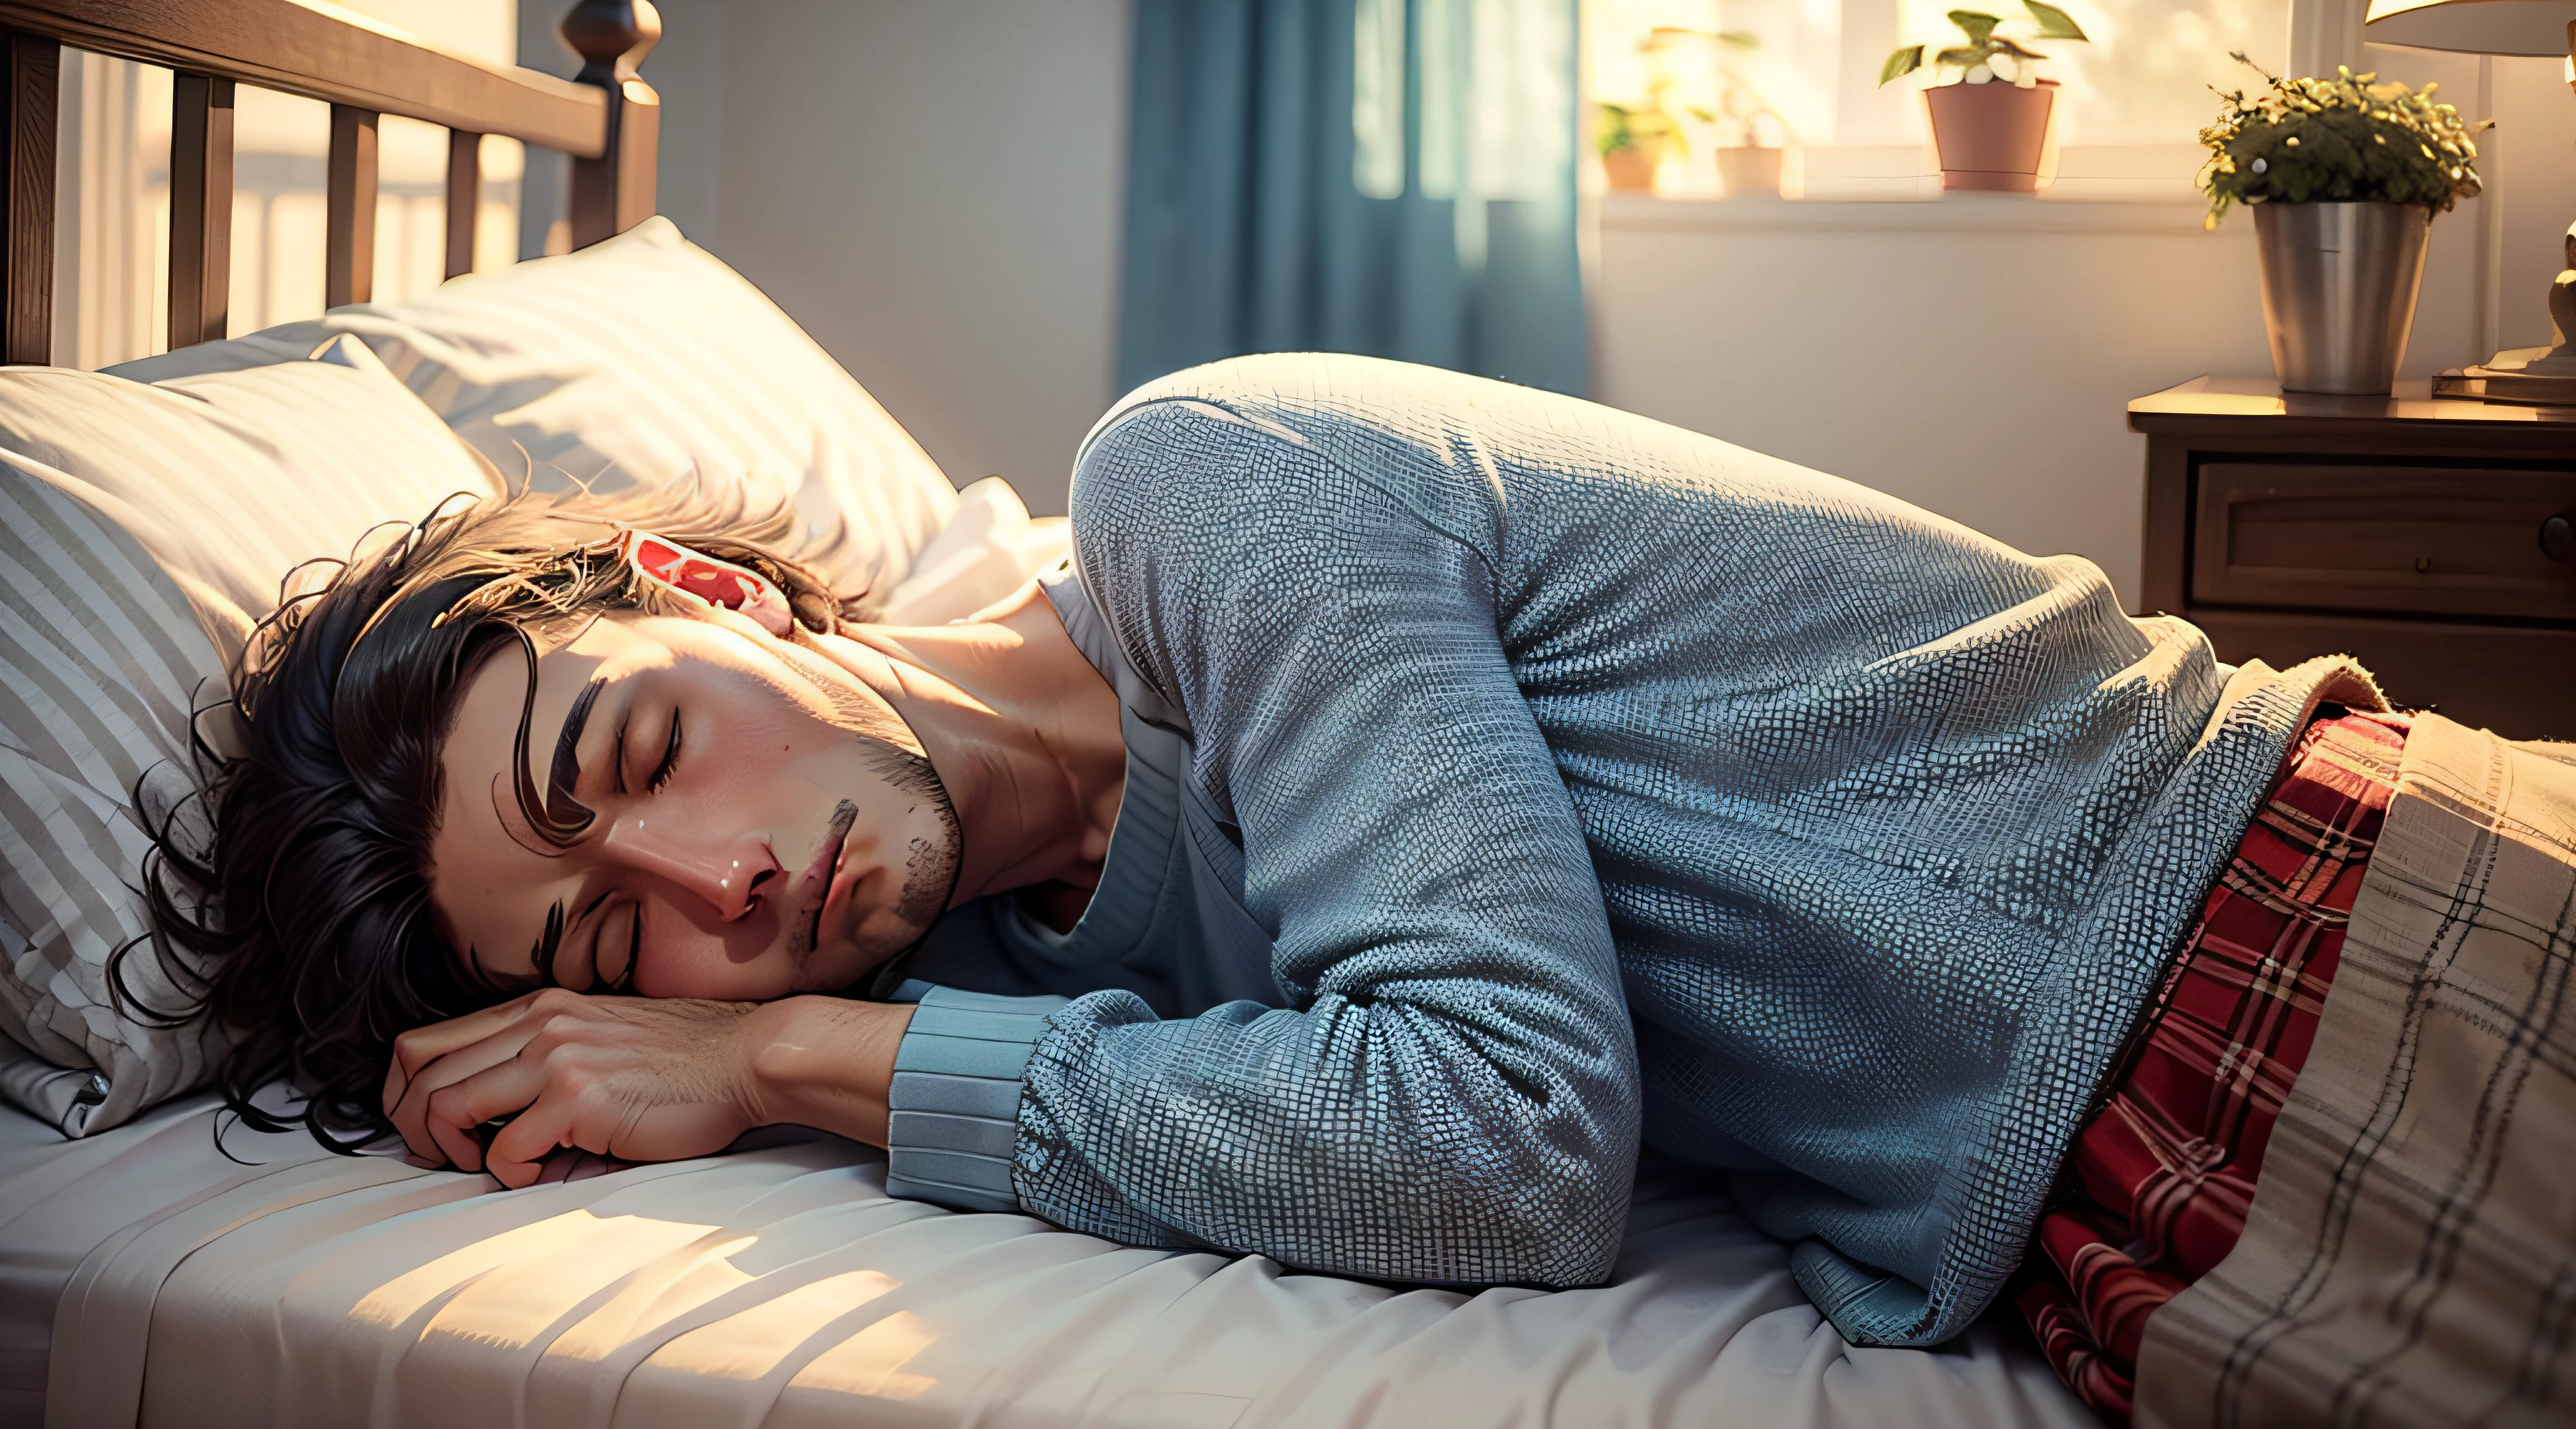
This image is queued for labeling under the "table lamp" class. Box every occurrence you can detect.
[2362,0,2576,400]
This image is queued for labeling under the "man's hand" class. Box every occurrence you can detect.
[382,990,770,1187]
[382,991,917,1189]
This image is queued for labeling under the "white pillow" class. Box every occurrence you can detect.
[875,477,1072,625]
[0,338,504,1135]
[5,225,1041,1137]
[110,216,959,612]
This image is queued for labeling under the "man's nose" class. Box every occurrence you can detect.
[599,815,782,921]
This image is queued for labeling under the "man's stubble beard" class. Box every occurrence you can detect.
[847,728,963,975]
[797,742,961,982]
[770,641,965,980]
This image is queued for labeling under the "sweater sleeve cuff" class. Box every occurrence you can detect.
[881,984,1067,1213]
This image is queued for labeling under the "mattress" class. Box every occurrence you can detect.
[2,1096,2090,1428]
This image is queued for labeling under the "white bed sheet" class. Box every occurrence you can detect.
[1,1096,2092,1429]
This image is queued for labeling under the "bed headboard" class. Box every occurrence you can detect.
[0,0,661,364]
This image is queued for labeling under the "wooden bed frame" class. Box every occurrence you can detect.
[0,0,661,364]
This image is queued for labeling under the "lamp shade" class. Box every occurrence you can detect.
[2363,0,2576,56]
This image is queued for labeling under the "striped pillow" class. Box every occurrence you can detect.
[9,223,970,1137]
[111,216,960,611]
[0,338,504,1135]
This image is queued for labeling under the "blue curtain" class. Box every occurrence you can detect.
[1117,0,1586,398]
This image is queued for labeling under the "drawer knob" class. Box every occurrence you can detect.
[2546,514,2576,563]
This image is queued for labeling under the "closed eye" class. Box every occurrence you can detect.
[647,712,682,792]
[606,903,641,994]
[589,898,641,994]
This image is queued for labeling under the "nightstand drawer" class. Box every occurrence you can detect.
[2191,462,2576,621]
[2191,608,2576,741]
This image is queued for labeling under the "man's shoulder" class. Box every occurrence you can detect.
[1070,356,1524,571]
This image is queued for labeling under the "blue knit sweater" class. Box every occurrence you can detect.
[875,354,2340,1345]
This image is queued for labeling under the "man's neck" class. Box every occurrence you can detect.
[823,584,1127,910]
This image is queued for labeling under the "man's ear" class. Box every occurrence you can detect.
[666,589,790,647]
[623,533,796,638]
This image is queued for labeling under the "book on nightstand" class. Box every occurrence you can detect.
[2434,345,2576,405]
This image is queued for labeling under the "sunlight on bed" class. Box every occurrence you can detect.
[545,1232,763,1361]
[782,1309,941,1401]
[641,1269,905,1380]
[352,1210,719,1339]
[344,1203,939,1396]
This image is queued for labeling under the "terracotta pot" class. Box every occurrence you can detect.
[1924,79,2054,193]
[1602,143,1658,192]
[1715,146,1781,199]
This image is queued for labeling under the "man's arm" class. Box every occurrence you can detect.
[383,989,913,1186]
[981,389,1643,1289]
[751,993,914,1145]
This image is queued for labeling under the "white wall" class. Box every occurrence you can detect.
[1596,202,2260,606]
[632,9,2576,588]
[641,0,1133,514]
[1594,50,2576,608]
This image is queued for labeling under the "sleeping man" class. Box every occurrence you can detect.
[145,354,2572,1423]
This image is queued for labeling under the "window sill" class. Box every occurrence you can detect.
[1597,189,2233,235]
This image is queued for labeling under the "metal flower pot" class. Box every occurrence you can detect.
[2252,201,2431,395]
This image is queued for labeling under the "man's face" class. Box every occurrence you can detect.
[427,611,959,1001]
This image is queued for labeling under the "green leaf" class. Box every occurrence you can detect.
[1594,103,1636,157]
[2023,1,2088,41]
[1948,11,2003,44]
[1646,26,1761,52]
[1988,36,2048,59]
[1880,44,1925,85]
[1934,47,1989,67]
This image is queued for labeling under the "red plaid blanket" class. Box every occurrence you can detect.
[2017,707,2412,1424]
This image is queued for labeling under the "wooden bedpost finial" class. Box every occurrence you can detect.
[562,0,661,86]
[564,0,660,248]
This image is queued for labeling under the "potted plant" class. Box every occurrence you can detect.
[1596,99,1684,192]
[1646,27,1790,198]
[1598,26,1788,196]
[1880,5,2089,193]
[2201,55,2483,394]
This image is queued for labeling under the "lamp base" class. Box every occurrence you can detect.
[2434,343,2576,404]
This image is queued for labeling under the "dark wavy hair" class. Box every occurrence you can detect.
[117,484,874,1152]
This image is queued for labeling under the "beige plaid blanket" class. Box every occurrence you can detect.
[2137,714,2576,1428]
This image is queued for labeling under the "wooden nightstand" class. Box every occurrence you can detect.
[2131,376,2576,742]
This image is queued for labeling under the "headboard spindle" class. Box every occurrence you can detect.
[2,30,55,364]
[444,130,480,281]
[167,74,231,350]
[0,0,664,362]
[326,104,379,308]
[562,0,660,250]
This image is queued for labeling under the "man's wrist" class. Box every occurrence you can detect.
[747,995,915,1146]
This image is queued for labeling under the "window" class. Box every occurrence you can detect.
[1585,0,2295,199]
